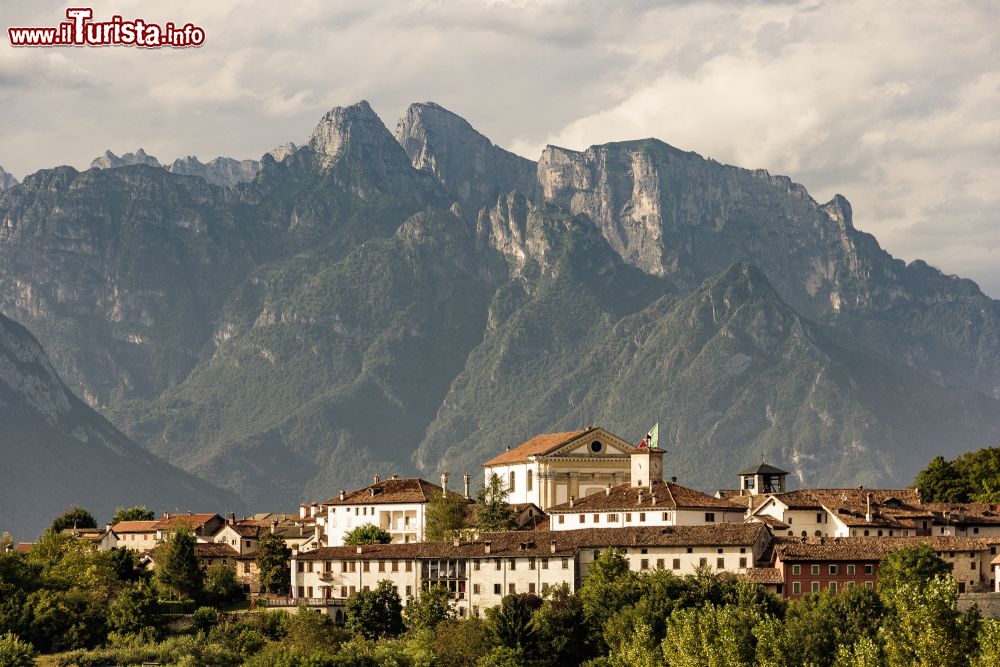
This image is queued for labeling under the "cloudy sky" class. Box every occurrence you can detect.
[2,0,998,295]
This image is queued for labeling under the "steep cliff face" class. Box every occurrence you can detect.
[536,139,1000,397]
[0,312,239,538]
[93,149,263,188]
[2,100,1000,509]
[397,102,540,215]
[0,165,18,192]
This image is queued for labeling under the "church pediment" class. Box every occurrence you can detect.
[543,428,636,460]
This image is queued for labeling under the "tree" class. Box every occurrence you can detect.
[346,579,404,640]
[661,603,760,667]
[425,491,468,542]
[0,532,13,551]
[577,548,640,649]
[256,532,292,595]
[485,593,542,658]
[111,505,155,524]
[914,456,972,503]
[50,506,97,533]
[204,563,242,606]
[344,523,392,546]
[532,583,590,665]
[0,631,34,667]
[834,635,885,667]
[155,529,203,600]
[431,617,494,667]
[107,582,159,636]
[404,584,454,631]
[878,544,951,596]
[475,474,516,532]
[881,574,979,667]
[974,619,1000,667]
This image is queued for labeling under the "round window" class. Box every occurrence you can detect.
[590,440,603,453]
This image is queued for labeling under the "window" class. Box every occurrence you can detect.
[580,514,586,523]
[558,515,565,524]
[495,559,502,571]
[817,513,823,523]
[363,562,370,572]
[509,558,516,570]
[542,558,549,570]
[391,561,398,572]
[672,559,681,570]
[529,558,536,570]
[626,513,632,522]
[405,585,412,596]
[340,586,348,597]
[509,471,516,492]
[378,561,385,572]
[829,565,838,575]
[792,581,801,595]
[562,557,569,569]
[405,561,413,572]
[811,582,820,593]
[297,562,304,572]
[829,581,838,594]
[528,583,536,594]
[864,564,874,575]
[473,584,481,594]
[243,562,250,574]
[656,558,664,569]
[639,513,646,522]
[508,583,516,594]
[474,561,481,571]
[739,557,747,568]
[971,561,977,570]
[811,564,820,575]
[641,559,649,570]
[705,512,715,523]
[792,564,801,575]
[527,470,533,492]
[593,514,600,524]
[699,557,708,567]
[593,550,600,560]
[716,558,725,569]
[744,477,755,490]
[686,547,693,554]
[846,564,855,575]
[494,584,502,595]
[864,581,874,589]
[608,514,619,522]
[846,581,855,589]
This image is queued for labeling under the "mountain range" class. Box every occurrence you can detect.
[1,100,998,527]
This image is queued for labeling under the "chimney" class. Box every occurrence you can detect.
[671,476,677,483]
[392,473,399,480]
[484,541,491,554]
[866,493,874,522]
[453,537,461,547]
[441,471,449,496]
[569,496,575,508]
[314,524,322,542]
[356,546,363,554]
[339,489,346,501]
[227,512,236,525]
[550,540,556,554]
[464,473,471,500]
[270,520,277,534]
[373,473,380,484]
[163,512,171,521]
[651,493,657,505]
[638,490,644,504]
[606,484,612,496]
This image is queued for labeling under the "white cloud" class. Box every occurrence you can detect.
[0,0,997,294]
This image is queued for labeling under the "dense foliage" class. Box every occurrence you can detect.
[343,523,393,546]
[50,506,98,533]
[255,533,292,595]
[424,492,469,541]
[475,474,516,532]
[112,506,156,523]
[914,447,1000,502]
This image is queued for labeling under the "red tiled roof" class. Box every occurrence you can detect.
[154,513,221,531]
[112,520,159,533]
[743,567,783,585]
[323,478,467,506]
[547,481,745,513]
[774,535,990,562]
[482,430,590,466]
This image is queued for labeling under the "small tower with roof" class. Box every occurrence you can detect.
[738,462,788,496]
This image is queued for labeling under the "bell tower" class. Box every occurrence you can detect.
[631,448,664,487]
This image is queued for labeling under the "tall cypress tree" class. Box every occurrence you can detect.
[156,529,203,600]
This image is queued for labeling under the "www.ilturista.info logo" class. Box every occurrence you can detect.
[8,8,205,48]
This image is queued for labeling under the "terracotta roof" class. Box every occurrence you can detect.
[743,567,784,585]
[154,513,221,531]
[547,481,745,513]
[923,503,1000,526]
[195,543,241,559]
[224,523,264,538]
[482,430,590,466]
[774,535,990,562]
[295,524,766,561]
[14,543,32,552]
[757,488,930,529]
[322,478,464,506]
[112,520,159,533]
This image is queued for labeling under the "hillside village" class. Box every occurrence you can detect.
[15,425,1000,623]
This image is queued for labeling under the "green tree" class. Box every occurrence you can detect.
[50,506,97,532]
[431,617,494,667]
[881,574,979,667]
[878,544,951,596]
[346,579,404,640]
[155,529,203,600]
[834,635,885,667]
[111,505,155,524]
[203,563,242,606]
[192,605,220,631]
[974,619,1000,667]
[914,455,972,502]
[485,593,542,659]
[661,603,760,667]
[0,631,34,667]
[532,583,590,665]
[577,548,640,649]
[0,532,13,551]
[425,491,468,541]
[475,474,516,532]
[107,582,159,636]
[255,532,292,595]
[404,584,454,631]
[344,523,392,546]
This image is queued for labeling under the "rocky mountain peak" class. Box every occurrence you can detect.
[396,102,539,214]
[90,148,162,169]
[0,165,17,192]
[309,100,396,161]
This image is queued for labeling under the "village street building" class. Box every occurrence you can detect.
[112,520,160,552]
[289,523,769,619]
[749,488,933,538]
[154,512,225,543]
[772,535,1000,597]
[482,427,638,510]
[213,515,266,555]
[321,475,471,547]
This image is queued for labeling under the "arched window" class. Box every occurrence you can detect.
[527,470,533,492]
[509,471,516,492]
